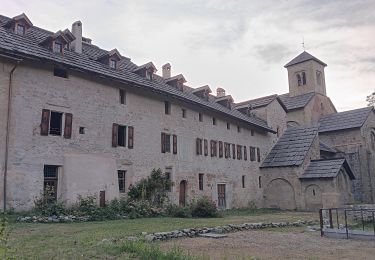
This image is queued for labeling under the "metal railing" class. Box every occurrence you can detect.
[319,207,375,238]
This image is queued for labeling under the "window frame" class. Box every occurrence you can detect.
[164,101,171,115]
[118,170,126,193]
[198,173,204,191]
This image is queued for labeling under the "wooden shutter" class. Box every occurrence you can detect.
[161,133,166,153]
[257,147,261,162]
[196,138,200,155]
[244,146,247,161]
[210,140,214,157]
[112,123,118,147]
[173,134,177,154]
[128,126,134,149]
[63,113,73,139]
[40,109,50,136]
[204,139,208,156]
[219,141,223,158]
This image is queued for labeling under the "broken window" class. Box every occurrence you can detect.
[49,111,63,136]
[118,170,126,193]
[44,165,58,202]
[199,173,204,191]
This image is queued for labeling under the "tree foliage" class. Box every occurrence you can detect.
[367,91,375,107]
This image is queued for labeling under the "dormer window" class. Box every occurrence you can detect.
[16,24,25,35]
[53,42,63,54]
[145,69,152,80]
[133,62,157,80]
[110,59,117,69]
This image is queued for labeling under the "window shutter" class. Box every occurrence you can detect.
[161,133,166,153]
[257,147,261,162]
[128,126,134,149]
[63,113,73,139]
[196,138,200,155]
[210,140,214,157]
[244,146,247,161]
[219,141,223,158]
[112,123,118,147]
[173,134,177,154]
[232,144,236,159]
[40,109,50,136]
[204,139,208,156]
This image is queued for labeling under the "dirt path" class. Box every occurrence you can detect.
[162,230,375,259]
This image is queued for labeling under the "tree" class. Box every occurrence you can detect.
[367,91,375,107]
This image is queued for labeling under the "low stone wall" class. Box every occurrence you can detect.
[347,204,375,222]
[144,220,317,241]
[17,215,92,223]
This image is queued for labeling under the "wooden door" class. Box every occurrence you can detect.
[179,180,187,206]
[217,184,226,209]
[99,191,106,207]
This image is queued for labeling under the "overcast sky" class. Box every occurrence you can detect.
[1,0,374,111]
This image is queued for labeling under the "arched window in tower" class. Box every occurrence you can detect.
[370,129,375,151]
[316,70,322,85]
[302,72,306,85]
[297,74,302,86]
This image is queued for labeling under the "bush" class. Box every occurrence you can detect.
[190,196,219,218]
[165,205,191,218]
[33,186,66,216]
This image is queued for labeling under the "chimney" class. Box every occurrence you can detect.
[217,87,226,97]
[71,21,82,54]
[162,63,171,78]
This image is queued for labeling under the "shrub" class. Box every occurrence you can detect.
[33,186,65,216]
[190,196,219,218]
[165,205,191,218]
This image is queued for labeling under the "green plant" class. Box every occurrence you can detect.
[33,186,66,216]
[190,196,219,218]
[166,205,191,218]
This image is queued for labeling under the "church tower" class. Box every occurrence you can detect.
[285,51,327,97]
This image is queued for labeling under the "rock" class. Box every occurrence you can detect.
[141,232,147,235]
[145,234,155,241]
[127,236,139,241]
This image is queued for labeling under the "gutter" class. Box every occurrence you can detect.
[2,54,22,212]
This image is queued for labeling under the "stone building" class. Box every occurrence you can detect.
[0,13,373,211]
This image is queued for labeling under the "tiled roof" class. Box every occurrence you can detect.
[260,126,318,168]
[299,158,355,180]
[278,92,315,111]
[319,142,337,153]
[319,107,374,133]
[0,14,274,133]
[284,51,327,68]
[235,94,278,109]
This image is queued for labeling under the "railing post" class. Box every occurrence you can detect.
[372,212,375,237]
[329,209,333,229]
[361,209,365,231]
[319,209,324,237]
[344,210,349,239]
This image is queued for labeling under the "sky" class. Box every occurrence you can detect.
[1,0,374,111]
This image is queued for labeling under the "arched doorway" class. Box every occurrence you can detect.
[179,180,187,206]
[264,178,296,210]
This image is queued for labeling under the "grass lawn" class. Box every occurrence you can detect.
[5,210,318,259]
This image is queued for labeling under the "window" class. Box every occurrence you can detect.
[199,113,203,122]
[302,72,306,85]
[109,59,117,69]
[259,176,262,188]
[276,127,280,137]
[79,127,85,134]
[164,171,172,191]
[250,146,256,161]
[296,71,306,86]
[210,140,217,157]
[53,67,67,78]
[244,146,247,161]
[371,129,375,150]
[250,129,255,136]
[49,111,63,136]
[316,71,322,85]
[227,123,230,130]
[44,165,58,202]
[219,141,223,158]
[16,24,25,35]
[204,139,208,156]
[145,69,153,80]
[182,109,186,118]
[224,142,229,158]
[196,138,203,155]
[297,74,302,86]
[118,170,126,193]
[119,89,126,104]
[53,42,63,54]
[242,175,245,188]
[128,126,134,149]
[237,126,241,133]
[212,117,216,125]
[232,144,236,159]
[117,125,126,147]
[237,145,242,160]
[257,147,261,162]
[161,133,171,153]
[164,101,171,115]
[199,173,204,191]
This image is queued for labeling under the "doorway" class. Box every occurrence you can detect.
[179,180,187,206]
[217,184,226,209]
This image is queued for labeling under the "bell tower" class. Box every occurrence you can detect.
[285,51,327,97]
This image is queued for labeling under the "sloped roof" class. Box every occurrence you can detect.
[0,14,274,133]
[319,142,337,153]
[278,92,315,111]
[284,51,327,68]
[319,107,374,133]
[260,126,318,168]
[299,158,355,180]
[235,94,278,109]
